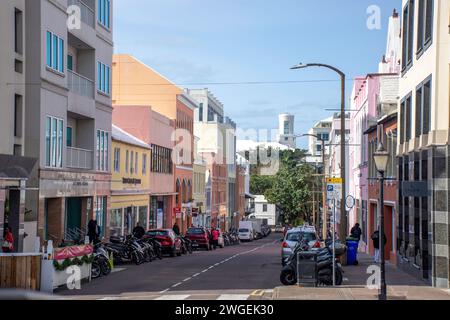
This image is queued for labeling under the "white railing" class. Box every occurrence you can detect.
[67,0,95,28]
[67,70,94,99]
[67,147,93,170]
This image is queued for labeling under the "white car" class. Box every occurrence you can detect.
[281,226,320,265]
[238,227,253,241]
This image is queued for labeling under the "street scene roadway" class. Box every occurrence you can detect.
[58,235,281,300]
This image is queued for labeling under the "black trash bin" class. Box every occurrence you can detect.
[296,251,318,286]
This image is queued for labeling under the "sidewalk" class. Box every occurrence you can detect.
[273,253,450,300]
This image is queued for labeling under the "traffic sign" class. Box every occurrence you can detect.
[327,177,343,200]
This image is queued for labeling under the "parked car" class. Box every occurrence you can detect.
[275,225,284,233]
[185,227,211,251]
[144,229,182,257]
[281,226,321,265]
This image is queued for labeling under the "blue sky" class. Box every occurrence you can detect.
[113,0,401,148]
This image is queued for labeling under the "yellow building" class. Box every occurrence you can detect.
[110,125,151,236]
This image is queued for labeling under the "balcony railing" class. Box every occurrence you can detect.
[67,0,95,28]
[67,70,94,99]
[67,147,93,170]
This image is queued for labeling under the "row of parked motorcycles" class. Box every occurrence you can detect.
[280,239,345,286]
[222,231,240,246]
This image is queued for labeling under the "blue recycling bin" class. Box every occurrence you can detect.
[346,240,359,265]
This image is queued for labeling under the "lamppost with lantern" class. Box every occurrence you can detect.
[373,141,390,301]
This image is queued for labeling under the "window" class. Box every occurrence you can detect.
[97,61,110,95]
[15,8,23,55]
[46,31,64,73]
[416,76,432,136]
[95,197,107,237]
[135,152,139,175]
[142,153,147,174]
[151,145,173,174]
[199,103,203,122]
[66,126,73,147]
[316,144,322,152]
[417,0,434,55]
[14,95,22,138]
[98,0,111,29]
[125,150,129,173]
[67,54,73,71]
[96,129,109,171]
[401,94,413,142]
[263,204,268,212]
[207,106,215,122]
[114,148,120,172]
[45,116,63,168]
[402,1,415,72]
[284,121,290,135]
[130,151,134,174]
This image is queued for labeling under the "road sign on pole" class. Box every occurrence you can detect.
[326,178,343,201]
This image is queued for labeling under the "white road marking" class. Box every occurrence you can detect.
[98,297,120,300]
[159,289,170,294]
[192,273,201,277]
[172,282,183,288]
[217,294,250,300]
[183,277,192,282]
[155,295,190,300]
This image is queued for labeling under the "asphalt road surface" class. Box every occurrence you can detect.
[58,234,282,299]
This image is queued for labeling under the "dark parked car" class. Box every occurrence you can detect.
[185,227,211,250]
[144,229,182,257]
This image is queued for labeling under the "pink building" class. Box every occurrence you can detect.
[112,105,176,229]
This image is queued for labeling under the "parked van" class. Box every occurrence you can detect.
[238,221,254,241]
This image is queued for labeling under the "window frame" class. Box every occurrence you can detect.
[46,30,64,74]
[45,115,64,168]
[416,0,434,59]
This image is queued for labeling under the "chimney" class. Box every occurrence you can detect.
[381,55,387,63]
[393,9,398,18]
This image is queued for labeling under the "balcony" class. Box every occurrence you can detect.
[66,147,93,170]
[68,0,95,28]
[67,70,94,99]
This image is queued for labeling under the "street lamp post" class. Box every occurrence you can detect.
[291,63,347,246]
[296,133,327,240]
[373,142,389,301]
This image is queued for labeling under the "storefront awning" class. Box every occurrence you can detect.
[0,155,37,180]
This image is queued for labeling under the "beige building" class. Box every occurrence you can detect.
[397,0,450,288]
[23,0,114,246]
[0,0,37,252]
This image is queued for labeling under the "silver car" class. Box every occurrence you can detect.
[281,227,319,265]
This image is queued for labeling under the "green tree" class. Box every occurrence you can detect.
[263,149,316,224]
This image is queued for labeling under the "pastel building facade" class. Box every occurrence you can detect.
[397,0,450,287]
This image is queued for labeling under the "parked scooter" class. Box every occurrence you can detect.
[142,237,163,260]
[105,235,147,265]
[280,239,345,286]
[91,242,112,279]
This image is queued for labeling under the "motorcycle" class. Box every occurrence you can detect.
[142,237,163,260]
[180,235,193,255]
[280,239,345,286]
[91,242,112,279]
[105,235,146,265]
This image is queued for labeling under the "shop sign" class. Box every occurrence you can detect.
[122,178,142,185]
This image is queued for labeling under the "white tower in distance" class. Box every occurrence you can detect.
[278,113,296,149]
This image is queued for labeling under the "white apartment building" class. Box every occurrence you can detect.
[397,0,450,288]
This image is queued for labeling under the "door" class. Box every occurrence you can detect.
[384,206,393,261]
[66,198,82,240]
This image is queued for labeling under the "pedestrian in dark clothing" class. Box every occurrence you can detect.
[87,219,97,244]
[133,223,146,239]
[371,230,387,263]
[173,223,180,236]
[350,223,362,241]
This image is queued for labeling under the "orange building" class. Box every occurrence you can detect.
[113,55,196,233]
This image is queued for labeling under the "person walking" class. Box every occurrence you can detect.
[350,223,362,241]
[2,227,14,253]
[172,222,180,236]
[371,230,386,263]
[133,223,145,239]
[87,219,97,244]
[211,228,220,250]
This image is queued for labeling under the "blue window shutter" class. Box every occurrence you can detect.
[97,62,102,91]
[105,0,110,28]
[101,63,105,92]
[53,34,58,71]
[59,38,64,73]
[106,66,110,94]
[46,32,52,67]
[98,0,102,22]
